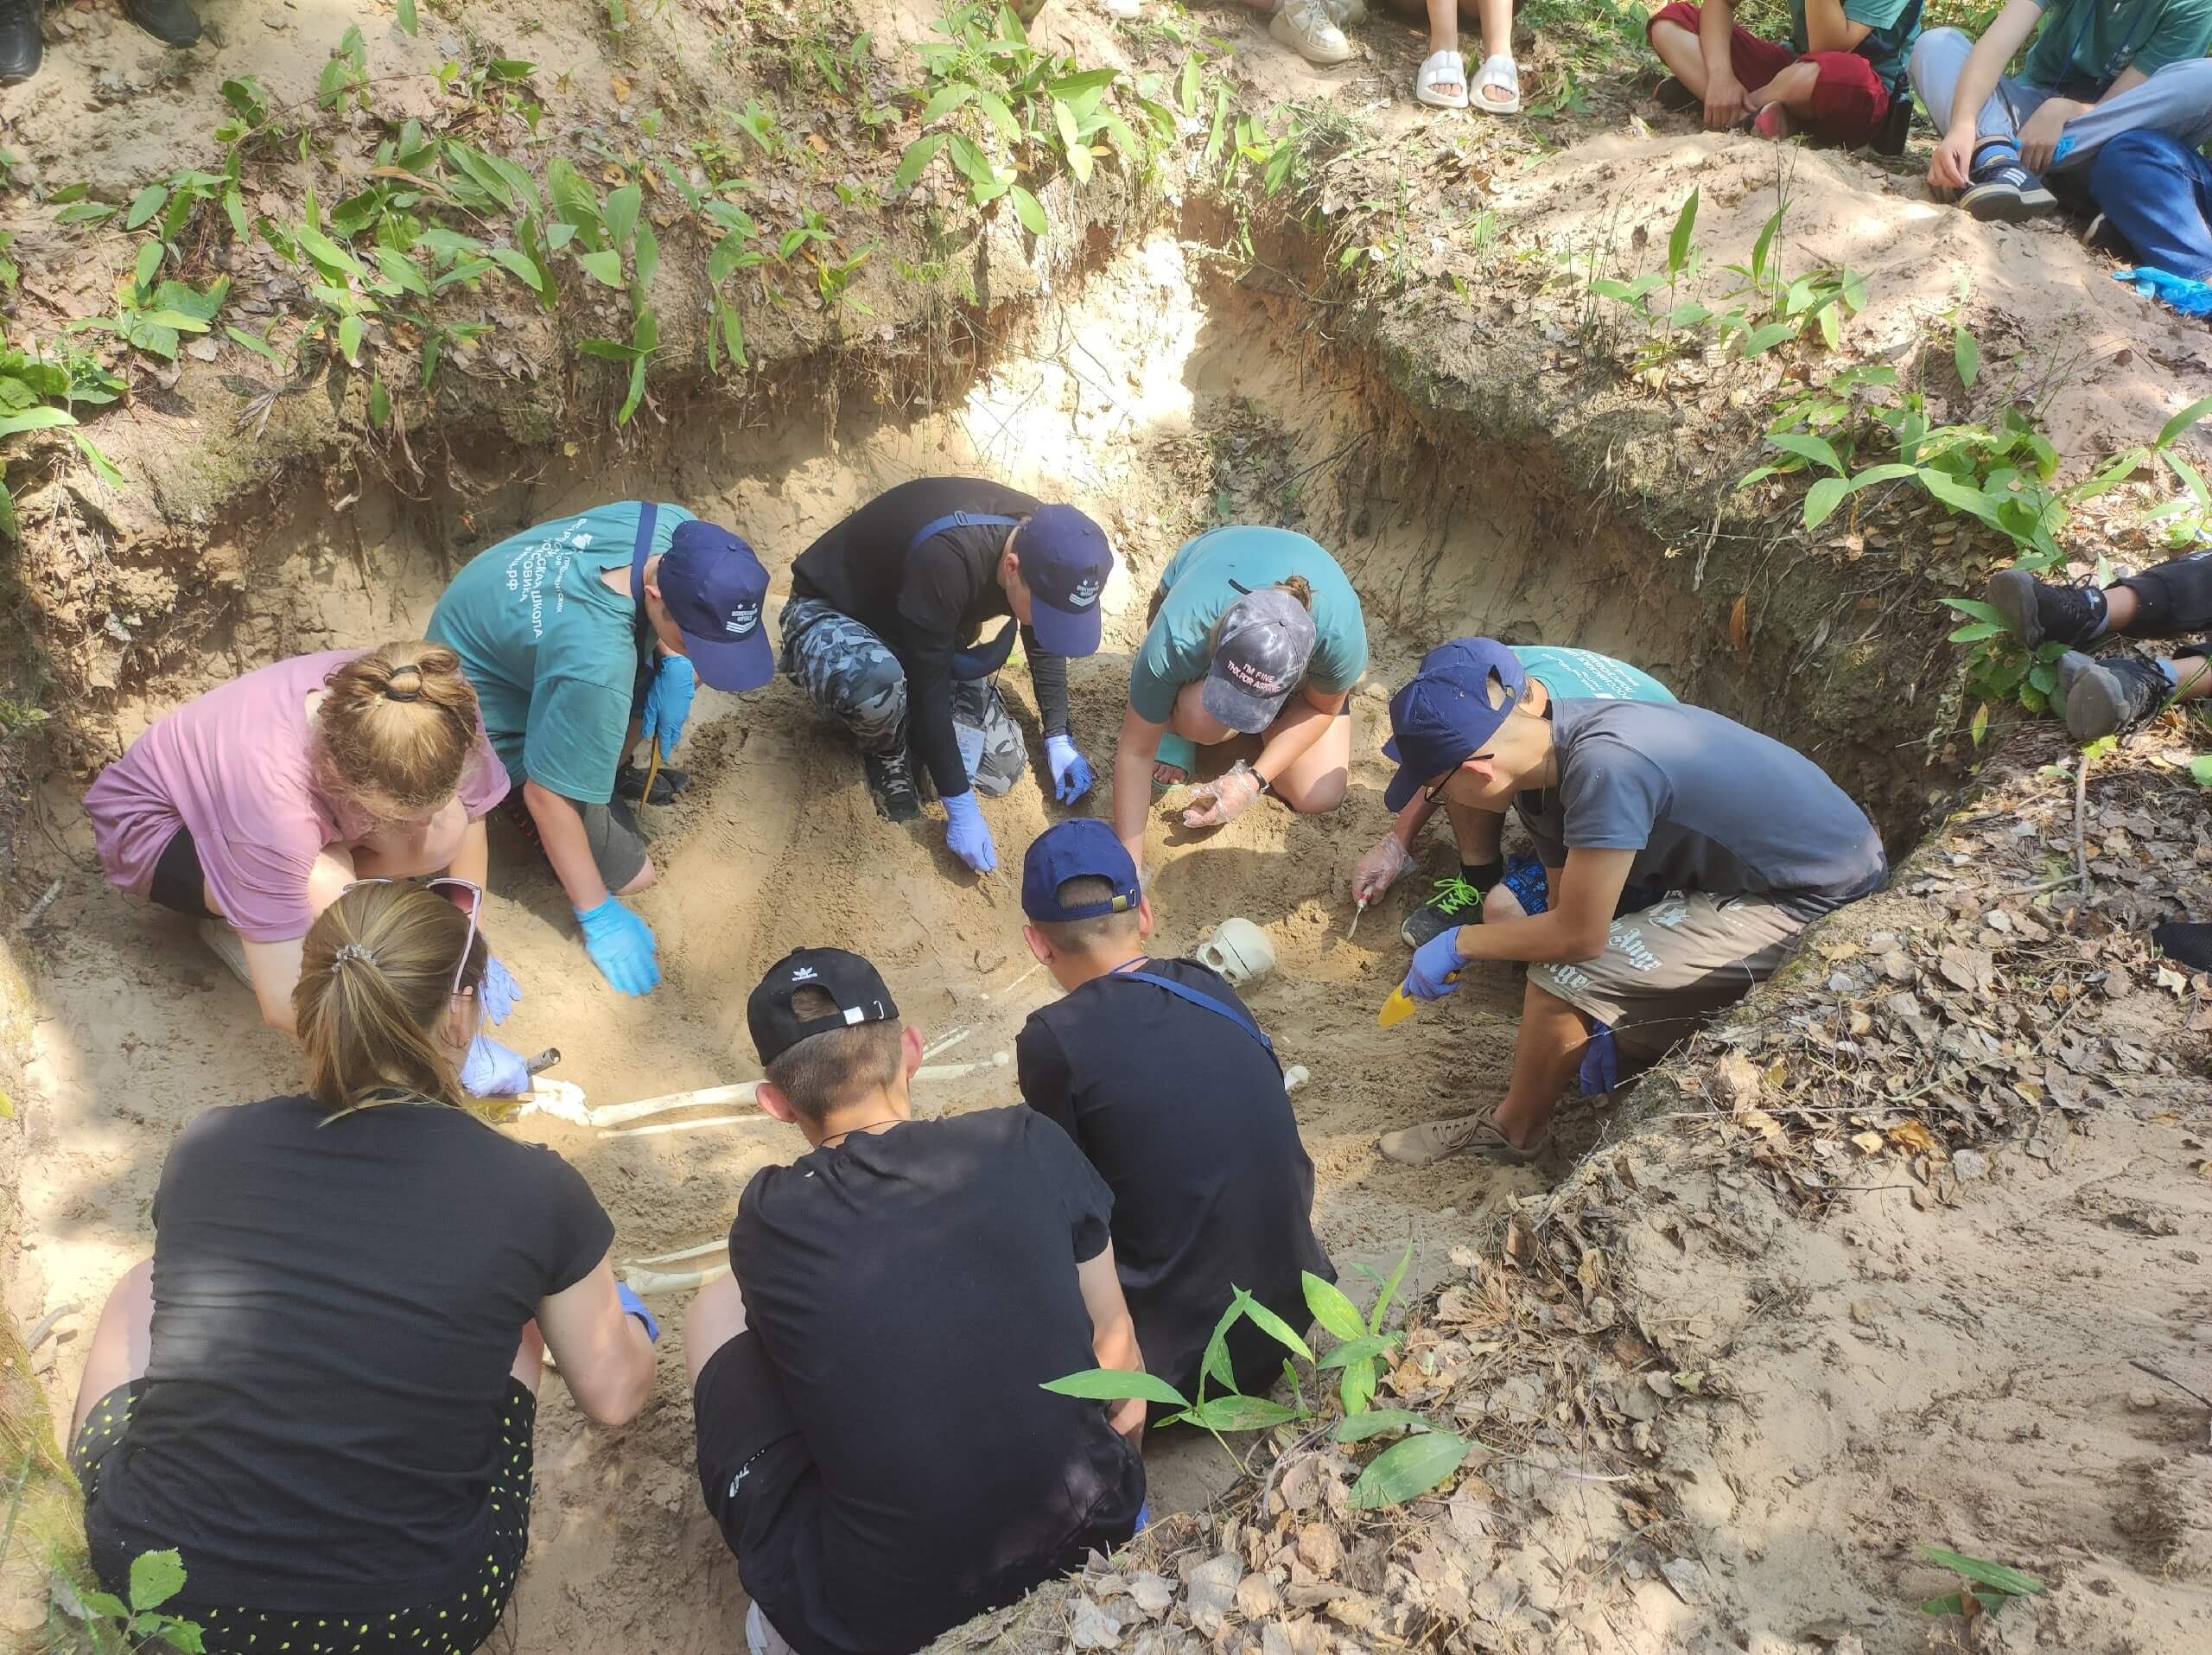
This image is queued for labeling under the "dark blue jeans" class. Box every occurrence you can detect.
[2090,130,2212,282]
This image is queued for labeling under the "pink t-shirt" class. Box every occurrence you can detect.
[86,651,510,943]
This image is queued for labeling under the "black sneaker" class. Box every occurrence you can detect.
[2082,213,2129,258]
[0,0,41,85]
[614,761,690,804]
[1960,151,2056,223]
[124,0,199,44]
[1653,75,1699,112]
[2057,650,2169,739]
[864,749,920,823]
[1402,874,1485,950]
[1985,567,2107,649]
[2152,920,2212,972]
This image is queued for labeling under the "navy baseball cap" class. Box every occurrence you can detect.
[1018,505,1114,658]
[1203,587,1319,735]
[658,520,773,693]
[1381,639,1528,812]
[747,947,899,1066]
[1021,819,1141,922]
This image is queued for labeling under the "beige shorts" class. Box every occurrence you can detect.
[1530,891,1809,1050]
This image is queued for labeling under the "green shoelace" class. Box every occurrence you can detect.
[1427,875,1484,916]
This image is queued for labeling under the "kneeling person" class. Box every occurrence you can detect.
[1376,640,1887,1165]
[1016,822,1333,1404]
[686,948,1147,1655]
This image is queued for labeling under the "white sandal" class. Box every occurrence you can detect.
[1415,48,1467,111]
[1473,53,1521,116]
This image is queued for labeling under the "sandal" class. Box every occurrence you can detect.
[1153,730,1198,792]
[1415,48,1468,111]
[1473,53,1520,116]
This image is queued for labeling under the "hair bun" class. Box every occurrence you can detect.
[384,665,423,703]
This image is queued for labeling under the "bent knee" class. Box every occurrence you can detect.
[618,857,659,896]
[1483,884,1527,924]
[1276,768,1348,814]
[1909,27,1967,74]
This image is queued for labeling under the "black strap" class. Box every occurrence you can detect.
[1109,960,1278,1068]
[628,503,663,680]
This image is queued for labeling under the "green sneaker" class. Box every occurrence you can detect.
[1402,875,1484,949]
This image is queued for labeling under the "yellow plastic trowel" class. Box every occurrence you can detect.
[1377,972,1459,1028]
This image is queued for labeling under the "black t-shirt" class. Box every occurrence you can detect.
[85,1096,613,1611]
[1015,959,1334,1401]
[727,1106,1144,1655]
[788,476,1073,798]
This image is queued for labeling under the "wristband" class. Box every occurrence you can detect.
[616,1281,661,1344]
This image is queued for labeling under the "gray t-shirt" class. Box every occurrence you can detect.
[1516,700,1887,918]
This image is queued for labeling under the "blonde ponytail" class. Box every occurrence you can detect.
[295,882,486,1116]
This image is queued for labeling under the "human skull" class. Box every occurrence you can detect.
[1195,918,1276,986]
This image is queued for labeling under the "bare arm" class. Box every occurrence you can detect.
[1801,0,1872,52]
[1110,701,1166,871]
[537,1252,656,1425]
[522,781,610,912]
[1253,685,1348,791]
[448,816,489,891]
[1700,0,1749,127]
[1930,0,2044,186]
[1077,1244,1147,1441]
[1452,847,1635,965]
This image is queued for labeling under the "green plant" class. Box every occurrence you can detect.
[0,336,127,534]
[1917,1544,2046,1620]
[318,25,372,113]
[1042,1246,1472,1509]
[54,1548,206,1653]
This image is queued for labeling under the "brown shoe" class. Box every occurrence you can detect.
[1378,1110,1549,1167]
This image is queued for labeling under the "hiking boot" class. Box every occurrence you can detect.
[2056,650,2170,739]
[0,0,41,86]
[1959,150,2056,223]
[1402,874,1484,950]
[615,760,690,804]
[1270,0,1356,65]
[124,0,198,43]
[1985,566,2107,649]
[1378,1111,1550,1167]
[1653,74,1698,112]
[864,748,920,823]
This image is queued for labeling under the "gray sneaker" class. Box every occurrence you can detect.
[1378,1111,1550,1167]
[1271,0,1356,65]
[2057,651,2171,740]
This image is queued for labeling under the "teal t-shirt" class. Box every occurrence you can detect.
[1128,527,1369,725]
[426,501,693,805]
[1789,0,1923,89]
[2023,0,2212,89]
[1512,646,1675,705]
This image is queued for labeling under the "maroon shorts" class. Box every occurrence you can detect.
[1647,2,1891,148]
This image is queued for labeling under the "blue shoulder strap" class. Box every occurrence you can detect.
[907,510,1020,559]
[1111,961,1278,1067]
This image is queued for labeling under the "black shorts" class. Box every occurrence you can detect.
[500,790,649,894]
[693,1334,818,1636]
[149,826,216,920]
[74,1379,537,1654]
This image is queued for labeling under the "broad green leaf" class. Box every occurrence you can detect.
[1844,461,1918,493]
[1179,53,1201,117]
[2186,754,2212,788]
[296,223,369,281]
[337,313,364,366]
[1204,85,1229,168]
[546,157,603,235]
[604,183,641,251]
[1041,1367,1189,1407]
[1316,1332,1400,1371]
[0,479,14,540]
[718,300,746,370]
[1666,302,1712,327]
[0,405,77,436]
[55,201,118,225]
[1739,321,1797,359]
[1803,475,1849,530]
[1667,187,1699,277]
[1338,1356,1377,1416]
[891,133,948,194]
[575,248,624,287]
[397,0,416,32]
[1049,67,1120,101]
[220,76,269,124]
[129,1550,186,1614]
[1236,1290,1313,1362]
[1769,432,1844,475]
[631,220,658,294]
[2028,659,2059,696]
[1969,700,1990,746]
[576,338,639,361]
[708,230,760,285]
[1349,1430,1471,1509]
[1917,467,2006,529]
[68,430,124,487]
[1198,1299,1242,1398]
[1334,1407,1429,1442]
[2066,445,2148,504]
[226,324,287,365]
[1749,207,1781,282]
[1303,1271,1366,1343]
[1953,325,1980,390]
[2157,393,2212,452]
[79,1589,130,1620]
[918,82,976,124]
[1938,596,2005,623]
[1008,185,1046,235]
[368,377,391,429]
[133,240,163,291]
[1917,1547,2046,1597]
[488,59,536,80]
[373,248,430,296]
[620,353,647,425]
[1948,621,2005,642]
[1169,1394,1303,1432]
[944,134,999,191]
[974,87,1020,143]
[222,184,249,242]
[1368,1243,1412,1334]
[124,184,169,231]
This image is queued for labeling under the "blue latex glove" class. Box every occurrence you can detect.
[480,953,521,1024]
[639,653,697,761]
[2116,267,2212,319]
[1044,734,1094,804]
[575,895,661,996]
[1403,925,1468,1003]
[461,1033,532,1098]
[616,1282,661,1344]
[942,790,998,874]
[1578,1020,1619,1097]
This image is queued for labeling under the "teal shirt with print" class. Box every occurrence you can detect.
[1512,646,1675,705]
[2023,0,2212,89]
[427,501,693,805]
[1789,0,1923,89]
[1128,527,1369,725]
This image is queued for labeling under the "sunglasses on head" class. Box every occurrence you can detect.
[338,875,483,1002]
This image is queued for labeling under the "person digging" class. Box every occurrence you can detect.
[1373,639,1887,1166]
[780,476,1114,875]
[429,502,774,998]
[1351,641,1678,949]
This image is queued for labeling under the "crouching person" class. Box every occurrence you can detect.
[71,881,657,1652]
[1015,821,1334,1404]
[685,948,1147,1655]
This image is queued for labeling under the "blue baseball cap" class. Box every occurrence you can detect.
[658,520,773,693]
[1381,639,1528,812]
[1021,819,1141,923]
[1017,505,1114,658]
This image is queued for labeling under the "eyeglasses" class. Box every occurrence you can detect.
[338,875,484,1003]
